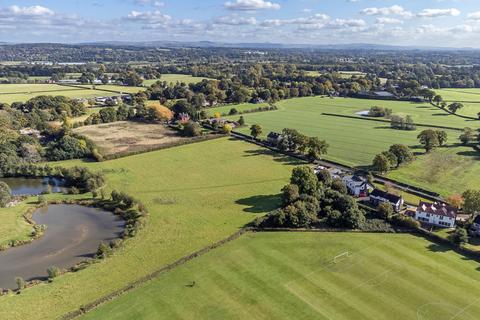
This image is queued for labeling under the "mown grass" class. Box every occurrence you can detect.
[151,74,214,85]
[387,146,480,197]
[435,89,480,118]
[228,96,463,167]
[83,232,480,320]
[207,103,270,117]
[0,138,299,320]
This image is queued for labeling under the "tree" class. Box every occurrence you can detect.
[0,181,12,207]
[99,107,117,123]
[281,184,300,206]
[436,130,448,146]
[446,194,464,208]
[449,228,468,245]
[388,144,414,167]
[123,71,143,86]
[417,129,440,152]
[238,116,245,126]
[433,95,443,106]
[290,166,318,196]
[459,127,476,145]
[15,277,26,291]
[307,137,329,162]
[405,115,416,131]
[390,115,405,130]
[182,121,202,137]
[147,105,174,122]
[47,266,61,280]
[462,189,480,214]
[250,124,262,139]
[377,202,394,221]
[316,169,332,187]
[448,102,464,114]
[372,154,391,172]
[96,242,112,259]
[221,123,232,135]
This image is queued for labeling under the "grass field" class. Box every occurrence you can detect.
[143,74,214,86]
[0,202,34,248]
[387,146,480,197]
[74,121,190,156]
[228,97,463,167]
[207,103,270,117]
[82,232,480,320]
[435,88,480,118]
[0,83,146,104]
[0,138,299,320]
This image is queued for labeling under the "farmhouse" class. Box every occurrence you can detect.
[342,174,371,197]
[415,202,457,228]
[370,189,404,212]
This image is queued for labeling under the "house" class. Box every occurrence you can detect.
[370,189,404,212]
[342,175,371,197]
[415,202,457,228]
[470,215,480,236]
[267,132,282,146]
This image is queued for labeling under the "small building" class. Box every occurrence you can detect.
[470,215,480,236]
[267,132,282,146]
[373,91,395,98]
[415,202,457,228]
[370,189,404,212]
[342,175,370,197]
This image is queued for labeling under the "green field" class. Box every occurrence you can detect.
[435,89,480,118]
[228,97,463,167]
[143,74,214,86]
[0,84,146,104]
[0,202,34,248]
[83,232,480,320]
[207,103,270,116]
[0,138,299,320]
[388,146,480,197]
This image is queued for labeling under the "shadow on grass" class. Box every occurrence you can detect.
[427,243,450,253]
[456,150,480,159]
[243,148,303,166]
[236,194,281,213]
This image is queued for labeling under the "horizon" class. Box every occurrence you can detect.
[0,0,479,47]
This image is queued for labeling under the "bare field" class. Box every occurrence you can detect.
[74,121,187,156]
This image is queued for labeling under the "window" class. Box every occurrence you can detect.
[440,216,443,220]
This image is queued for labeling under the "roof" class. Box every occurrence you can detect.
[416,201,457,219]
[370,189,402,204]
[373,91,395,97]
[343,175,366,185]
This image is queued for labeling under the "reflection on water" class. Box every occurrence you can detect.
[0,204,124,289]
[0,177,66,196]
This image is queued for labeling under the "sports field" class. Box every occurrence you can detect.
[228,97,463,166]
[83,232,480,320]
[0,138,299,320]
[388,146,480,197]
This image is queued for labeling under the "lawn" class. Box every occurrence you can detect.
[152,74,214,85]
[0,202,34,248]
[387,146,480,197]
[0,138,300,320]
[82,232,480,320]
[207,103,270,117]
[228,96,463,167]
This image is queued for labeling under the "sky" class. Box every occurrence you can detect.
[1,0,480,47]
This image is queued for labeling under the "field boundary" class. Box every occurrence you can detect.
[321,113,465,131]
[61,227,251,320]
[429,102,479,121]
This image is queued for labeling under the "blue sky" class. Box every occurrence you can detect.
[1,0,480,46]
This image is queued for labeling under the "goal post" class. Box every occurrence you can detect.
[333,251,349,263]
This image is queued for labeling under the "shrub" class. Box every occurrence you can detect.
[0,181,12,207]
[182,121,202,137]
[96,242,112,259]
[47,266,61,280]
[449,227,468,245]
[15,277,26,291]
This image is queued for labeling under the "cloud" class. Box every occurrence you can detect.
[125,10,172,25]
[361,5,413,17]
[224,0,280,11]
[214,16,257,25]
[417,8,461,18]
[467,11,480,20]
[9,5,55,17]
[375,17,403,25]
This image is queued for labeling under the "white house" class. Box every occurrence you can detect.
[415,202,457,228]
[342,175,370,197]
[370,189,404,212]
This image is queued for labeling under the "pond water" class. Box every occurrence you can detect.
[0,204,124,289]
[0,177,66,196]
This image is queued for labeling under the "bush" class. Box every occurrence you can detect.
[96,242,112,259]
[391,214,420,229]
[449,227,468,245]
[15,277,26,291]
[47,266,61,280]
[0,181,12,207]
[182,121,202,137]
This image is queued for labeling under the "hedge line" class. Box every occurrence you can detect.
[321,112,465,132]
[61,228,250,320]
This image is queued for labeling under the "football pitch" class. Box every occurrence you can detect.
[83,232,480,320]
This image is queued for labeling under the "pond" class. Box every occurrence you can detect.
[0,204,124,289]
[0,177,66,196]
